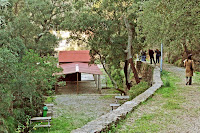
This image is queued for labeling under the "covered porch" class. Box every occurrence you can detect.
[56,63,103,94]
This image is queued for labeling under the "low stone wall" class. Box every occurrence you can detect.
[71,65,163,133]
[136,61,154,84]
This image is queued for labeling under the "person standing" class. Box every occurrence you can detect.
[184,54,195,85]
[155,49,161,63]
[141,50,146,61]
[149,49,155,64]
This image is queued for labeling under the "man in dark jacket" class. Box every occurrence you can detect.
[149,49,155,64]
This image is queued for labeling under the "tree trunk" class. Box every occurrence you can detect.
[124,60,131,90]
[182,38,189,54]
[129,58,140,84]
[124,16,140,85]
[182,38,189,63]
[99,55,126,95]
[168,52,171,63]
[15,2,18,15]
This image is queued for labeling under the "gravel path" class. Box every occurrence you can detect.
[116,63,200,133]
[54,94,115,118]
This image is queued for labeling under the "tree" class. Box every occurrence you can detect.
[124,16,140,91]
[0,0,66,131]
[138,0,200,66]
[60,0,142,94]
[1,0,73,56]
[0,46,61,132]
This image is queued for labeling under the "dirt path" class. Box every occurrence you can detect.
[116,64,200,133]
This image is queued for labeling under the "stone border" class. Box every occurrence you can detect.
[71,66,163,133]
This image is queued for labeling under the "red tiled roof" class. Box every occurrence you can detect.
[58,50,90,63]
[56,63,102,75]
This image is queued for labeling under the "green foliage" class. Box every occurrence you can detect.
[11,51,61,124]
[139,0,200,65]
[161,71,171,87]
[104,75,114,88]
[140,0,199,46]
[0,116,16,133]
[111,67,125,88]
[61,0,144,89]
[0,48,17,120]
[164,80,171,87]
[57,81,66,87]
[0,37,61,132]
[16,115,36,133]
[1,0,71,56]
[0,0,67,132]
[129,81,149,100]
[108,124,117,133]
[45,96,56,104]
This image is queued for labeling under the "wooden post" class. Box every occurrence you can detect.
[98,74,101,94]
[106,74,107,88]
[96,75,98,90]
[76,64,79,94]
[55,83,57,92]
[93,74,98,87]
[77,72,78,94]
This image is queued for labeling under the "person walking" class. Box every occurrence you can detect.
[149,49,155,64]
[155,49,161,63]
[184,54,195,85]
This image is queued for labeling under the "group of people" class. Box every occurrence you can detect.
[140,49,195,85]
[149,49,161,64]
[140,49,161,64]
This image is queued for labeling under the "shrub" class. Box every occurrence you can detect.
[129,81,149,100]
[111,68,124,88]
[164,80,171,87]
[45,96,56,103]
[161,71,171,87]
[0,116,16,133]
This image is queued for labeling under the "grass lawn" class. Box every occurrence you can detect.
[33,96,96,133]
[32,112,95,133]
[108,70,184,133]
[194,71,200,87]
